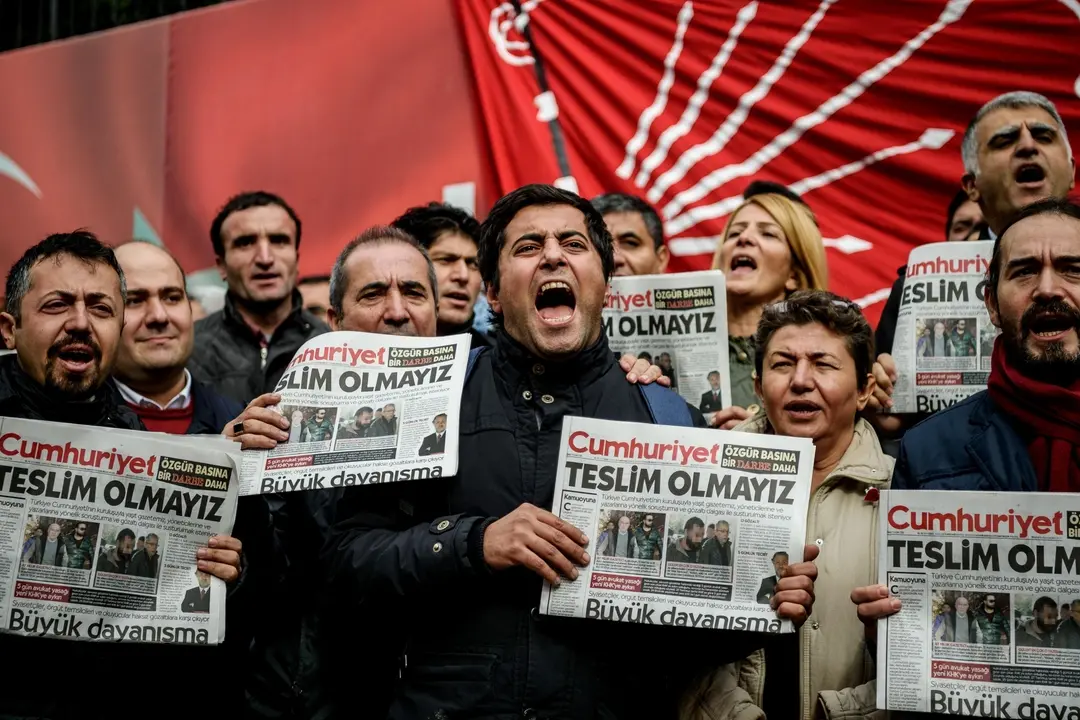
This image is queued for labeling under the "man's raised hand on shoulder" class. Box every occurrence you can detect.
[481,503,590,586]
[618,354,672,386]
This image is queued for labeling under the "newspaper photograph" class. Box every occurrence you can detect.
[239,331,470,496]
[539,416,813,634]
[889,240,1000,414]
[0,418,240,645]
[604,271,731,422]
[876,490,1080,717]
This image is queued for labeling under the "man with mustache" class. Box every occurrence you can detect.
[892,197,1080,489]
[0,231,244,718]
[112,242,243,434]
[190,191,327,405]
[871,91,1074,430]
[322,186,818,719]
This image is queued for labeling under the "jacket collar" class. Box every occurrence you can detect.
[735,411,893,487]
[963,391,1039,491]
[222,289,311,341]
[492,328,614,388]
[0,354,140,429]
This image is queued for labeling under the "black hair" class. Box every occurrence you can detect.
[391,202,481,250]
[771,551,789,561]
[684,516,705,531]
[478,184,614,292]
[356,406,373,415]
[988,197,1080,302]
[1033,596,1057,613]
[591,192,664,248]
[945,189,973,240]
[117,528,136,543]
[209,191,302,257]
[5,230,126,324]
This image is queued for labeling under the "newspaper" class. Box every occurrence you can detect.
[239,331,470,496]
[539,417,813,634]
[876,490,1080,717]
[0,419,240,644]
[604,271,731,421]
[890,241,999,414]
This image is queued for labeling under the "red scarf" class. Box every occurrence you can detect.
[986,338,1080,491]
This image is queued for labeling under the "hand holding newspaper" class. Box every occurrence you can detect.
[876,490,1080,717]
[604,271,732,423]
[238,331,470,496]
[888,241,999,414]
[540,417,813,634]
[0,418,240,644]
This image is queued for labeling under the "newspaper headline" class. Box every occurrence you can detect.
[877,490,1080,718]
[0,419,240,645]
[239,331,470,496]
[603,271,732,422]
[540,417,813,634]
[889,241,999,414]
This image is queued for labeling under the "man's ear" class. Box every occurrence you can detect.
[327,307,340,331]
[856,374,877,412]
[961,174,980,204]
[215,255,227,282]
[486,283,501,315]
[985,284,1001,329]
[0,312,16,350]
[656,245,670,273]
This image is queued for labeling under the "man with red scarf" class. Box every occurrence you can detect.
[893,197,1080,490]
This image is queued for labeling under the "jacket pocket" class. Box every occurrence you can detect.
[393,652,499,719]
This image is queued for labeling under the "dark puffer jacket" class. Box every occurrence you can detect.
[323,332,769,719]
[189,290,327,405]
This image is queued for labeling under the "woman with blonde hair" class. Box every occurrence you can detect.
[709,193,828,428]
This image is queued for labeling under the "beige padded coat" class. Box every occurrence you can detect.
[681,412,893,720]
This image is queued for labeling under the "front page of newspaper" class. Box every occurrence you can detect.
[890,241,1000,414]
[0,419,240,644]
[239,331,470,496]
[604,271,731,421]
[539,417,813,634]
[877,490,1080,717]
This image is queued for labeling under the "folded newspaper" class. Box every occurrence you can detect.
[239,331,470,496]
[539,417,813,633]
[889,241,999,414]
[604,271,731,421]
[0,419,241,644]
[877,490,1080,717]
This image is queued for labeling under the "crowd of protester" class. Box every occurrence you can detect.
[0,88,1074,720]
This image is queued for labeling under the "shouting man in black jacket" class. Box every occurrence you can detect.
[324,185,818,719]
[0,231,243,719]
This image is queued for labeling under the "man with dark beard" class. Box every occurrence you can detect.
[1017,596,1059,647]
[894,197,1080,490]
[634,513,663,561]
[667,516,706,563]
[97,528,136,574]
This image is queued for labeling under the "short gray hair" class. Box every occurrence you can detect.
[329,226,439,319]
[961,91,1072,176]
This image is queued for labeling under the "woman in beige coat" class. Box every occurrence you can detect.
[681,291,892,720]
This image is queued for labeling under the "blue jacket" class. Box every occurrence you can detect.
[893,391,1038,492]
[189,379,244,435]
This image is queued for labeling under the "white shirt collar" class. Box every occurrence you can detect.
[116,371,193,411]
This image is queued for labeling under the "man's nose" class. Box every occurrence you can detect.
[144,297,169,325]
[448,259,469,283]
[1015,125,1039,156]
[66,303,91,332]
[1033,267,1066,300]
[790,359,814,389]
[540,237,567,267]
[383,289,409,324]
[254,238,274,266]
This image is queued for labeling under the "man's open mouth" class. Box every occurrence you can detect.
[56,344,97,371]
[251,272,280,283]
[729,254,757,276]
[535,280,576,325]
[1025,312,1077,341]
[1014,163,1046,187]
[442,290,471,307]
